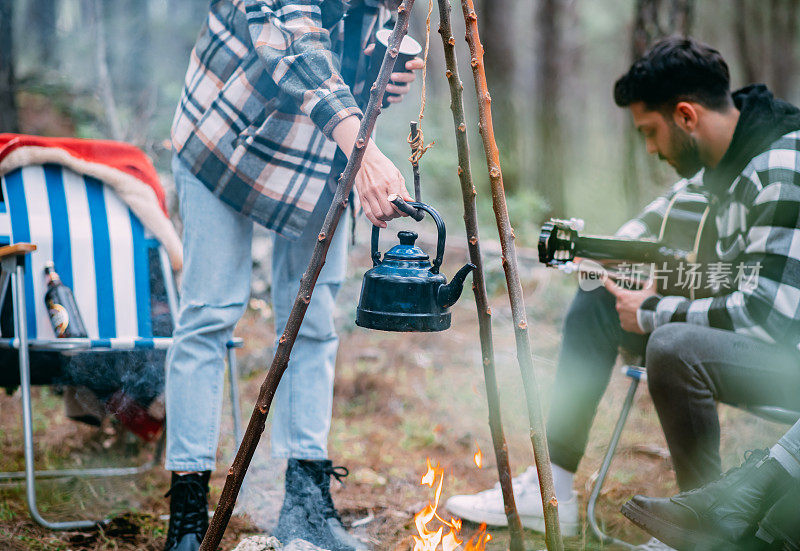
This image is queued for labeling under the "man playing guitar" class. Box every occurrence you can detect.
[447,37,800,537]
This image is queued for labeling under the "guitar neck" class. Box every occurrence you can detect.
[575,236,663,264]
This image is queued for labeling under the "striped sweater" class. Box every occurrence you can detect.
[627,130,800,352]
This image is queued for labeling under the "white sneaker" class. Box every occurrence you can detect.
[445,467,579,536]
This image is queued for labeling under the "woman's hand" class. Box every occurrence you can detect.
[331,116,412,227]
[364,44,424,105]
[355,142,412,227]
[385,57,424,103]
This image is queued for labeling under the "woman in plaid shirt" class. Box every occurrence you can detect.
[164,1,421,550]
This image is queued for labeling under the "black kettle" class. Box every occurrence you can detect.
[356,202,475,332]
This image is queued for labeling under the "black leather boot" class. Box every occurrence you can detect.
[273,459,367,551]
[164,471,211,551]
[621,450,791,551]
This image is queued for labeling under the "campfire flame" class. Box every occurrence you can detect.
[412,459,492,551]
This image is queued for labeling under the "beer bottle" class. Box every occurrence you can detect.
[44,262,87,338]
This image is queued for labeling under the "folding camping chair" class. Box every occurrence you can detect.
[587,364,800,549]
[0,161,244,530]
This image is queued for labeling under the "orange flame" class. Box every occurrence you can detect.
[412,459,491,551]
[473,443,482,469]
[464,524,492,550]
[421,458,436,487]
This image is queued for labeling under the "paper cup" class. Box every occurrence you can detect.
[365,28,423,106]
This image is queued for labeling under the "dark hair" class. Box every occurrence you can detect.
[614,37,732,112]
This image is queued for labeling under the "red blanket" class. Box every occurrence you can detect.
[0,134,167,214]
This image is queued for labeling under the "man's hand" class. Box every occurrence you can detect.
[331,115,412,227]
[604,277,656,334]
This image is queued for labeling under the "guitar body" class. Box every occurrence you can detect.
[650,188,719,298]
[539,187,720,299]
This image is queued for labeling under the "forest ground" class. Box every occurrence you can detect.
[0,243,786,551]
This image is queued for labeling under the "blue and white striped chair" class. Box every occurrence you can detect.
[0,163,243,530]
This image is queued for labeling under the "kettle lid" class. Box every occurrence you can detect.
[383,231,429,261]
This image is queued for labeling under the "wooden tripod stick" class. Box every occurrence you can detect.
[198,3,417,548]
[435,1,525,549]
[460,1,565,549]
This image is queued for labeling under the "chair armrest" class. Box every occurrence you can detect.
[0,243,37,259]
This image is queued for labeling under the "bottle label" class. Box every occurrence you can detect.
[48,303,70,337]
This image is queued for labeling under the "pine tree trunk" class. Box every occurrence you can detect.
[0,0,19,133]
[26,0,58,70]
[622,0,694,217]
[478,0,520,193]
[535,0,566,218]
[769,0,799,99]
[734,0,762,84]
[121,0,154,145]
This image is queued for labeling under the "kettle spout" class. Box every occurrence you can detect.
[437,263,476,309]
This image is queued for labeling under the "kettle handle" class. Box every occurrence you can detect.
[370,201,446,273]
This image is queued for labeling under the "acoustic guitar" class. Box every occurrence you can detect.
[538,187,720,299]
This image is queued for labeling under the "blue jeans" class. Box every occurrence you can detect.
[773,419,800,480]
[165,156,347,471]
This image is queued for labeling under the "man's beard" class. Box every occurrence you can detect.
[663,123,704,178]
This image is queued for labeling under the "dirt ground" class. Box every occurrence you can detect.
[0,243,787,550]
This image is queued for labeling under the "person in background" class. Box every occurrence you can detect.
[447,37,800,542]
[164,1,421,550]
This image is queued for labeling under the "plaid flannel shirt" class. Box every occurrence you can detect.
[615,178,695,240]
[624,130,800,352]
[171,0,384,238]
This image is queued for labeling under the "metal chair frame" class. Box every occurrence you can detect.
[0,245,244,530]
[587,365,800,549]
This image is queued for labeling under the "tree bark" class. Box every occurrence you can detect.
[734,0,797,98]
[535,0,566,218]
[436,1,525,550]
[769,0,799,98]
[668,0,693,36]
[26,0,58,70]
[198,4,417,548]
[92,0,123,141]
[0,0,19,133]
[460,1,564,549]
[478,0,520,193]
[120,0,154,145]
[734,0,762,84]
[624,0,661,217]
[623,0,694,217]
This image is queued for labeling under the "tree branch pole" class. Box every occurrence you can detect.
[198,4,416,548]
[460,1,564,550]
[389,193,425,220]
[436,1,525,550]
[409,120,423,202]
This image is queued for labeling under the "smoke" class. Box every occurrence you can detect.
[0,248,170,420]
[236,451,286,532]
